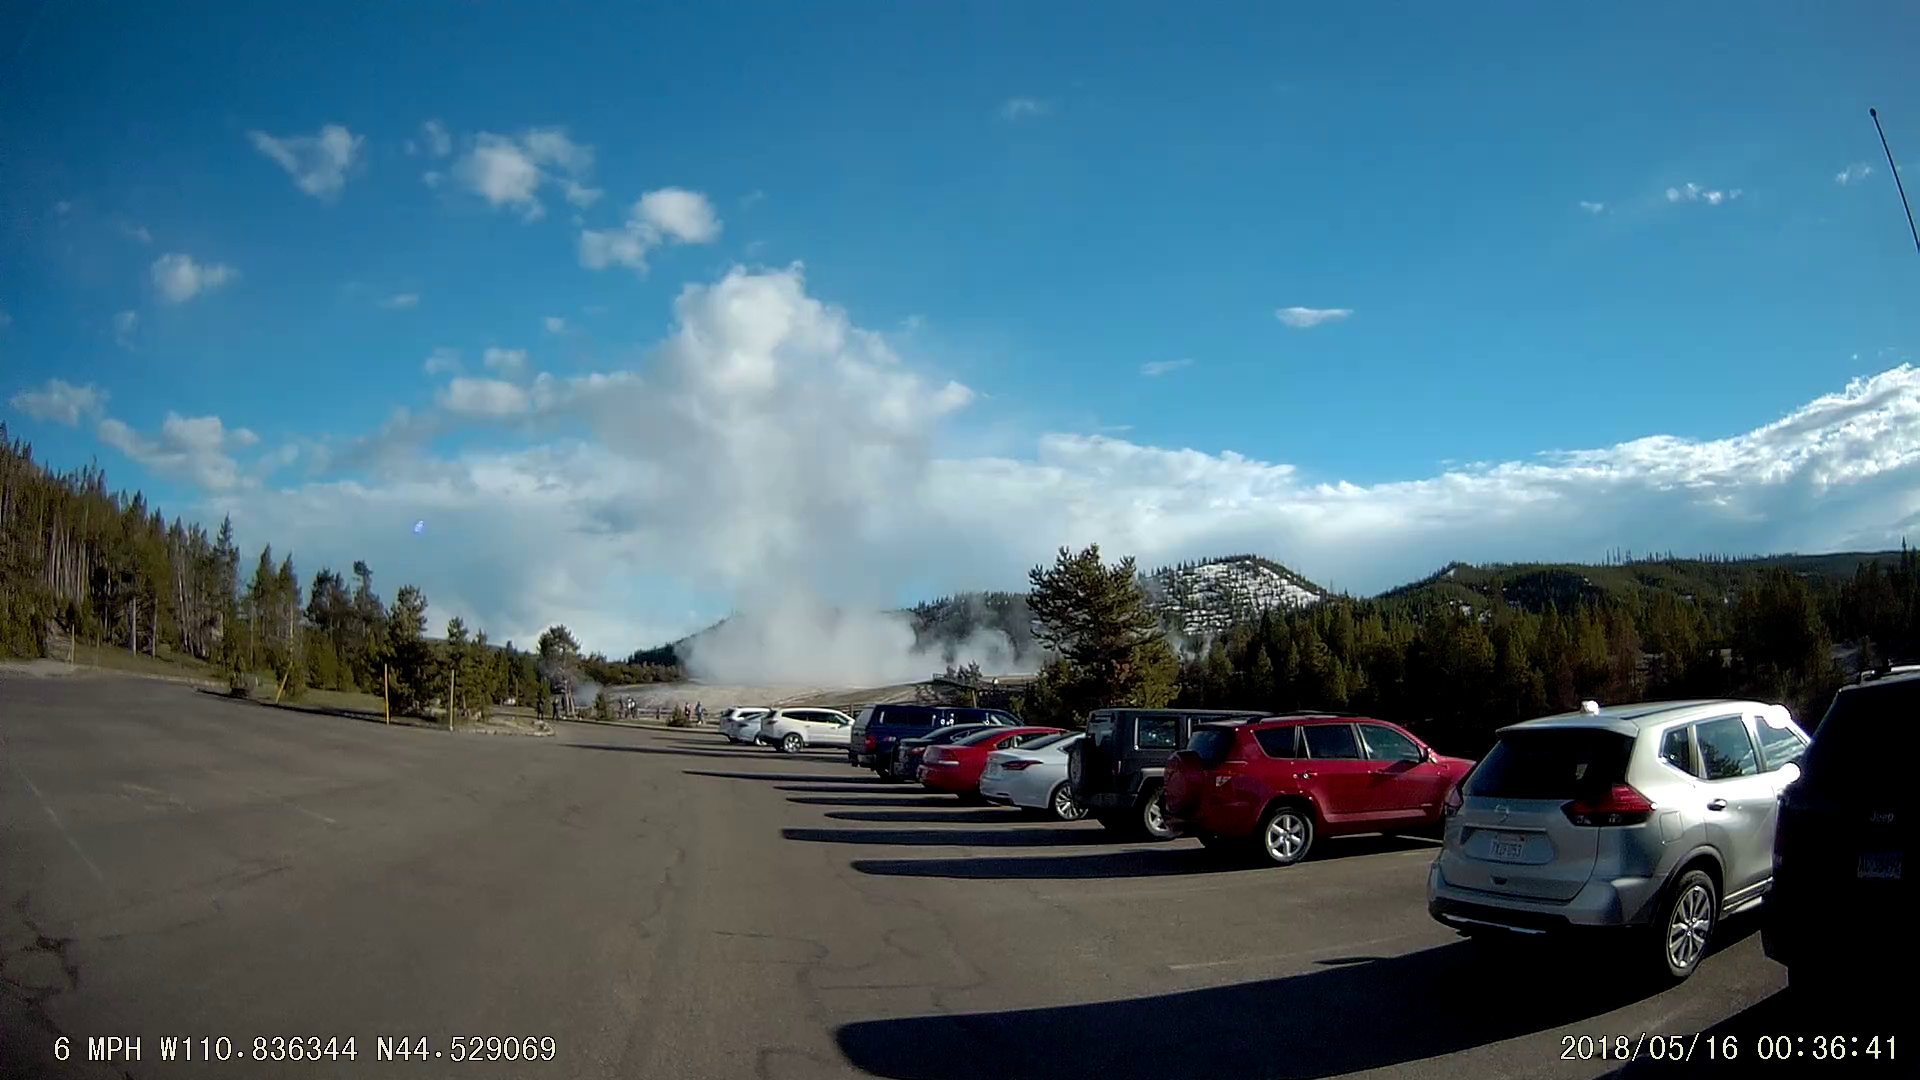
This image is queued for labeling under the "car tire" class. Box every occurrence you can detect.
[1047,782,1089,822]
[1649,868,1717,983]
[1137,787,1177,842]
[1253,803,1315,866]
[779,732,805,755]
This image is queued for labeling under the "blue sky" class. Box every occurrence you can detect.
[5,2,1920,658]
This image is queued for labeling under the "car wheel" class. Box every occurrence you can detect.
[1652,868,1717,983]
[1048,782,1089,822]
[1139,788,1177,842]
[1254,803,1315,866]
[779,732,805,755]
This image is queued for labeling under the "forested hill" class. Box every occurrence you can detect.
[1378,551,1908,615]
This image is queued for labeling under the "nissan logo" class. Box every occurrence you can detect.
[1495,804,1512,821]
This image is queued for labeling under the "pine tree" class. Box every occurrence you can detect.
[386,585,432,714]
[1026,544,1179,722]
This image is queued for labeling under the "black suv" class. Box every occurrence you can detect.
[1067,708,1269,839]
[1764,668,1913,1014]
[849,703,1019,779]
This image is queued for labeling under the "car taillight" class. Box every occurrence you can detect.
[1003,760,1039,771]
[1443,783,1463,817]
[1562,784,1655,827]
[863,736,877,752]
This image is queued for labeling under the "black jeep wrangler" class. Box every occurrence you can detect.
[1067,708,1269,840]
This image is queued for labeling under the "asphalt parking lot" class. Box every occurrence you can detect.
[1,675,1868,1080]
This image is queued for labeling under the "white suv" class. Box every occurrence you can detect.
[756,708,857,754]
[1428,698,1810,983]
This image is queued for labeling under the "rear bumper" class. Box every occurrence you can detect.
[1427,862,1660,932]
[918,766,973,793]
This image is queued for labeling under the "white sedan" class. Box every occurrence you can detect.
[757,708,857,754]
[718,707,773,743]
[979,732,1087,820]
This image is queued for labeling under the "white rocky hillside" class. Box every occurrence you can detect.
[1148,555,1328,637]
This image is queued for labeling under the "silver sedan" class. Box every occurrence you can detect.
[979,733,1087,821]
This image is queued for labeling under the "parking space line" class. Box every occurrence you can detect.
[13,765,107,883]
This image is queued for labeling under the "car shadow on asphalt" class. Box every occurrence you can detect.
[684,770,878,783]
[784,826,1107,848]
[826,809,1036,823]
[836,939,1677,1080]
[780,783,943,794]
[564,743,845,762]
[789,795,975,807]
[848,834,1438,879]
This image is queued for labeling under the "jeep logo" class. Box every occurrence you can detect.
[1869,810,1896,824]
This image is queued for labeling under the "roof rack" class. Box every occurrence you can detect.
[1262,709,1368,719]
[1859,662,1920,684]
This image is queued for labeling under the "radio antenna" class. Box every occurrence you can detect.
[1870,108,1920,256]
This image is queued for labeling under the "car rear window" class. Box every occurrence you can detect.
[956,727,1015,746]
[1188,728,1238,766]
[1253,726,1303,759]
[1022,731,1074,751]
[872,705,938,728]
[1465,727,1634,799]
[1805,678,1915,782]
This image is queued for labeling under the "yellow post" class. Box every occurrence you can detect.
[274,669,290,703]
[384,665,392,724]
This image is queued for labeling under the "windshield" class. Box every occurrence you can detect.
[1020,732,1075,751]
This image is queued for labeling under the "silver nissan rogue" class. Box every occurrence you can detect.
[1428,698,1809,983]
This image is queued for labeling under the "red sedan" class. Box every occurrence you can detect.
[919,726,1066,800]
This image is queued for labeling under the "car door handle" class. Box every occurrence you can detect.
[1707,799,1728,812]
[1295,772,1315,780]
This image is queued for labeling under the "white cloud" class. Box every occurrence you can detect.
[1141,358,1194,377]
[151,253,236,303]
[123,223,153,244]
[1835,162,1873,185]
[113,310,138,347]
[1001,97,1049,120]
[1275,306,1352,329]
[382,292,421,310]
[1579,201,1607,215]
[11,379,107,426]
[188,265,1920,678]
[248,124,364,199]
[54,200,73,216]
[638,188,721,243]
[1665,182,1743,206]
[423,170,446,188]
[423,348,462,375]
[96,412,256,490]
[482,347,529,378]
[423,119,452,158]
[544,316,568,334]
[454,127,597,221]
[439,377,532,418]
[579,188,722,271]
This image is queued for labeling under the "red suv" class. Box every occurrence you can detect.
[919,726,1066,801]
[1165,713,1475,866]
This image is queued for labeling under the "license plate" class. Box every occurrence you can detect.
[1489,833,1527,860]
[1858,852,1902,879]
